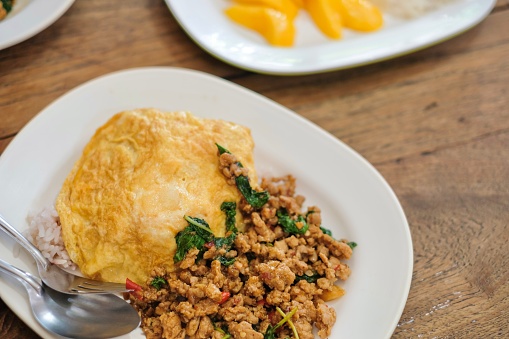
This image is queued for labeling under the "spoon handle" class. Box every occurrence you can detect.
[0,258,42,293]
[0,214,49,271]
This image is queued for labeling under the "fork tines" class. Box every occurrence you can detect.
[69,277,130,293]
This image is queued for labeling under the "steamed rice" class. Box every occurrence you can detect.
[371,0,459,18]
[26,206,76,270]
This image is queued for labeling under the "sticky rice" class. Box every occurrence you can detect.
[371,0,458,18]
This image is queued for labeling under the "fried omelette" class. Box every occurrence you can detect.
[55,109,257,284]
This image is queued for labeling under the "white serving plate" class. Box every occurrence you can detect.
[0,67,413,338]
[165,0,495,75]
[0,0,75,50]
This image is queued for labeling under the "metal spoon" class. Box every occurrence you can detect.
[0,258,140,338]
[0,213,128,294]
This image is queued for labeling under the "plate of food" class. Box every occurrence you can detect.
[0,67,412,338]
[0,0,75,50]
[164,0,496,75]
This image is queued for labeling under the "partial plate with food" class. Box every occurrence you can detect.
[164,0,495,75]
[0,67,412,338]
[0,0,75,50]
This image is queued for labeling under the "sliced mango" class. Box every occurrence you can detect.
[232,0,299,18]
[304,0,343,39]
[224,0,384,46]
[339,0,383,32]
[290,0,304,8]
[225,4,295,47]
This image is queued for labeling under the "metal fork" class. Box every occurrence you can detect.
[0,214,130,294]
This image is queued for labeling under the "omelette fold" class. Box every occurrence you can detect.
[56,109,257,284]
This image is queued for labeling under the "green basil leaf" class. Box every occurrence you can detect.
[277,208,309,235]
[150,276,167,290]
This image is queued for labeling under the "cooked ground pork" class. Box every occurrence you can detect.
[127,150,353,339]
[0,0,15,21]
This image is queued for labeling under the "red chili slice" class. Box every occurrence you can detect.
[126,278,143,300]
[218,291,231,304]
[126,278,142,291]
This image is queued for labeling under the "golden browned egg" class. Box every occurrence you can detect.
[55,108,257,284]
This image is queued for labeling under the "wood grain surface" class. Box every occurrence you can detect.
[1,0,508,338]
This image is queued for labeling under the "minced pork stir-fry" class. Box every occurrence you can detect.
[0,0,15,20]
[125,144,355,339]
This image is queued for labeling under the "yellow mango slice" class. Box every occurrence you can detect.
[225,4,295,47]
[290,0,304,8]
[339,0,383,32]
[320,285,346,301]
[304,0,342,39]
[232,0,299,18]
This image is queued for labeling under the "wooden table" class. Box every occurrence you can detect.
[1,0,508,338]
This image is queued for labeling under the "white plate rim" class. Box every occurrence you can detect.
[164,0,495,75]
[0,0,75,51]
[0,67,413,338]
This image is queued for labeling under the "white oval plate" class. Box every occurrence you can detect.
[0,67,412,338]
[0,0,75,50]
[165,0,495,75]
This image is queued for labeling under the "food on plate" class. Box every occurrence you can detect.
[28,108,355,338]
[55,109,257,284]
[0,0,15,20]
[224,0,383,46]
[225,0,460,46]
[126,145,355,338]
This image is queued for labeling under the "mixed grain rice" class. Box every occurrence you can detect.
[26,206,76,270]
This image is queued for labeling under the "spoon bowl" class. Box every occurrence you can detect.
[0,258,140,338]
